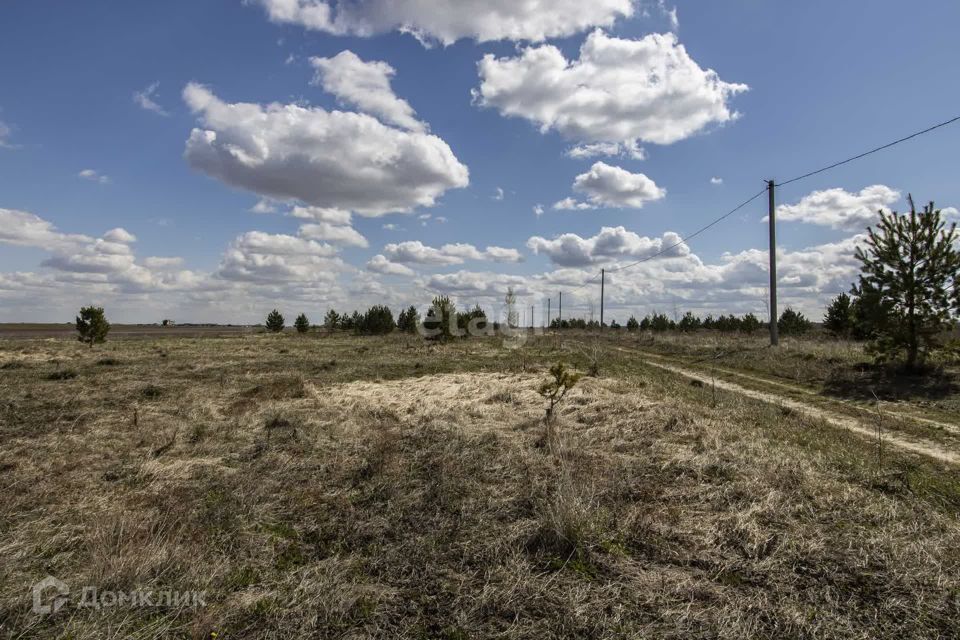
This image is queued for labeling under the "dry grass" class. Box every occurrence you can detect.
[1,333,959,638]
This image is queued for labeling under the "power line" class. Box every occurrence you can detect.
[776,115,960,188]
[606,188,768,275]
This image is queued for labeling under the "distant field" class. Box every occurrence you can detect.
[2,330,959,638]
[0,323,256,339]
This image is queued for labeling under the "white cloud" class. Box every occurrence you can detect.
[773,185,900,230]
[568,161,665,209]
[254,0,634,46]
[216,231,344,283]
[102,228,137,244]
[0,118,14,149]
[0,208,92,251]
[288,206,353,224]
[382,240,522,265]
[493,187,504,201]
[251,199,280,214]
[298,221,369,248]
[527,226,688,267]
[133,82,169,116]
[565,141,646,160]
[182,83,468,217]
[483,246,524,263]
[78,169,110,184]
[367,254,415,276]
[533,204,545,217]
[474,30,747,148]
[553,197,596,211]
[382,223,400,231]
[143,256,185,269]
[383,241,463,265]
[310,50,424,132]
[425,270,529,298]
[710,177,723,185]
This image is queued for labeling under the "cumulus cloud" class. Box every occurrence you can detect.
[773,185,901,230]
[133,82,169,116]
[527,226,688,267]
[288,206,353,224]
[253,0,634,45]
[382,240,522,265]
[366,254,415,277]
[310,51,424,132]
[565,141,646,161]
[103,228,137,243]
[143,256,185,269]
[566,162,665,209]
[216,231,343,283]
[553,198,597,211]
[251,199,280,214]
[298,221,369,248]
[182,83,468,217]
[78,169,110,184]
[0,208,93,251]
[710,177,723,185]
[474,30,747,148]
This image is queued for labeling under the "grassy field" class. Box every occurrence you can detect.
[2,331,959,638]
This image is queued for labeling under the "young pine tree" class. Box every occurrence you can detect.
[265,309,285,333]
[323,309,340,331]
[294,313,310,334]
[777,307,811,336]
[823,293,855,338]
[76,306,110,348]
[854,197,960,369]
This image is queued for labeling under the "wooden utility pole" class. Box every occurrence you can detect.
[530,305,534,329]
[558,292,562,325]
[600,269,605,329]
[547,298,551,328]
[767,180,779,346]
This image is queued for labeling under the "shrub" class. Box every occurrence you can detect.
[650,313,672,332]
[76,306,110,348]
[265,309,285,333]
[678,312,702,332]
[778,307,811,336]
[626,316,640,332]
[396,306,420,333]
[358,305,395,335]
[422,296,456,341]
[823,293,854,338]
[294,313,310,334]
[741,313,762,334]
[456,304,488,335]
[323,309,340,331]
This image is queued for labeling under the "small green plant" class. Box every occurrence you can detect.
[265,309,285,333]
[294,313,310,334]
[76,306,110,348]
[538,362,582,422]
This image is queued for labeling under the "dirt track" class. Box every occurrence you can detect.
[626,348,960,466]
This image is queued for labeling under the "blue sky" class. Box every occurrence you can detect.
[1,0,958,323]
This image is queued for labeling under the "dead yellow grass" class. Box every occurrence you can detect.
[1,334,959,638]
